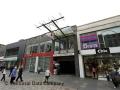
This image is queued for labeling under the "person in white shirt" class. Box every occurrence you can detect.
[1,68,6,81]
[44,69,50,83]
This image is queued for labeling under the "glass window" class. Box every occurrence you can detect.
[30,46,38,53]
[32,46,38,53]
[29,58,36,72]
[68,37,74,49]
[60,39,67,50]
[98,27,120,47]
[45,43,52,52]
[55,40,59,51]
[40,44,45,52]
[6,47,19,56]
[38,57,50,72]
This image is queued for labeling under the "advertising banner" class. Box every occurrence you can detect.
[80,33,99,50]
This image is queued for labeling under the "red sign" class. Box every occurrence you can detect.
[23,51,54,58]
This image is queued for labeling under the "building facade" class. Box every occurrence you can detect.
[23,26,80,76]
[77,15,120,80]
[4,40,26,69]
[1,15,120,79]
[0,44,6,65]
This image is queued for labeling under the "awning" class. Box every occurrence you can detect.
[0,56,4,61]
[4,57,17,61]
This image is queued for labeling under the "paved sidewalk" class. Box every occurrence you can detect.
[0,71,119,90]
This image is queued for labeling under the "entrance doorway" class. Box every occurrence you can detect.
[54,56,75,75]
[83,57,98,78]
[59,60,75,74]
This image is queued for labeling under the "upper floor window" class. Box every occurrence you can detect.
[97,27,120,48]
[6,47,19,56]
[60,39,67,50]
[40,44,45,52]
[30,46,38,53]
[55,40,59,51]
[68,36,74,49]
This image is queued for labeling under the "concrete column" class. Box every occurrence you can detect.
[76,27,85,78]
[34,56,39,73]
[78,54,85,78]
[72,25,80,77]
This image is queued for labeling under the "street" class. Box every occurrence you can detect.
[0,71,119,90]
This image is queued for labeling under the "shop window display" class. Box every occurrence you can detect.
[83,55,120,79]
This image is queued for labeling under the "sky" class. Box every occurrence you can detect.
[0,0,120,45]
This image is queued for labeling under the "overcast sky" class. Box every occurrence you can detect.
[0,0,120,45]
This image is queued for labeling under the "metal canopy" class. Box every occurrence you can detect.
[37,17,74,40]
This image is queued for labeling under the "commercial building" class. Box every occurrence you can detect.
[4,40,26,69]
[77,15,120,80]
[0,44,6,63]
[1,15,120,79]
[23,26,80,76]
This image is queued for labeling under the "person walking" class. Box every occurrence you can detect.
[110,68,119,88]
[1,67,6,81]
[16,66,23,82]
[9,65,14,77]
[10,66,17,84]
[37,67,42,74]
[44,68,50,83]
[92,67,96,78]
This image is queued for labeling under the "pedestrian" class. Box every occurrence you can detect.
[37,67,41,74]
[44,68,50,83]
[16,66,23,82]
[92,67,96,78]
[0,64,2,71]
[9,65,14,77]
[10,66,17,84]
[0,64,5,71]
[1,67,6,81]
[106,71,110,81]
[110,68,119,88]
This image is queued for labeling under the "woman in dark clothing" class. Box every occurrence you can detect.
[110,69,119,88]
[16,66,23,82]
[9,65,14,77]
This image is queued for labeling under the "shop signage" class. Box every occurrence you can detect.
[96,48,110,54]
[23,51,54,58]
[80,33,99,50]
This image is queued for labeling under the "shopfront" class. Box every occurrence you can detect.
[77,16,120,79]
[4,56,17,69]
[83,53,120,79]
[23,51,54,74]
[78,30,120,79]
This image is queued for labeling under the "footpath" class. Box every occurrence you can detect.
[0,71,119,90]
